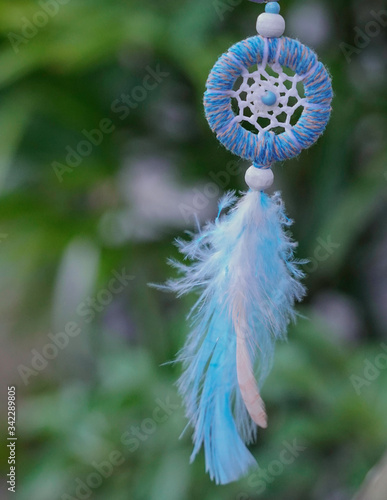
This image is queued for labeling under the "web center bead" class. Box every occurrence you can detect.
[261,90,277,106]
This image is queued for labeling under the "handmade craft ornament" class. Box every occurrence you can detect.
[164,0,332,485]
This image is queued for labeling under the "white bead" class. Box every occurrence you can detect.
[245,166,274,191]
[256,13,285,38]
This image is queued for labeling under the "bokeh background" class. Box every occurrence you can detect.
[1,0,387,499]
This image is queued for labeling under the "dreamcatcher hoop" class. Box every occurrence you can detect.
[204,36,333,166]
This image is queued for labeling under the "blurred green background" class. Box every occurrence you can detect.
[0,0,387,499]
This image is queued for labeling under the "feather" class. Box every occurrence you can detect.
[165,189,306,485]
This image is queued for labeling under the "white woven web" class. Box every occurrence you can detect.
[231,58,306,135]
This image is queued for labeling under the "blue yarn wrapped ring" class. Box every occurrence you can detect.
[204,36,333,166]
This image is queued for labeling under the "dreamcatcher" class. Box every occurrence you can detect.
[162,0,332,484]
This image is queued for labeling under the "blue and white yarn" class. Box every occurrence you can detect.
[204,36,333,166]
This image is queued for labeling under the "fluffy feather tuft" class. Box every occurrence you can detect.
[165,190,305,484]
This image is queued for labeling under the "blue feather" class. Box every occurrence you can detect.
[165,190,305,484]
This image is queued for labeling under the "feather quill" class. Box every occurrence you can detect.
[164,189,305,484]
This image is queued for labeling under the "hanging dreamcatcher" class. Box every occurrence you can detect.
[162,0,332,484]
